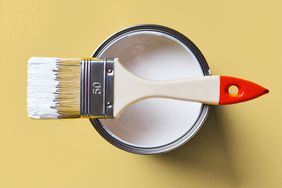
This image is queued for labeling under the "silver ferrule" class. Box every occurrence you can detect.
[80,58,114,118]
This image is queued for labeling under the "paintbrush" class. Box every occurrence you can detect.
[27,57,269,119]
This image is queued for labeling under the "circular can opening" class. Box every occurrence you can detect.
[91,25,210,154]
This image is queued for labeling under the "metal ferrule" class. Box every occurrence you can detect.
[80,58,114,118]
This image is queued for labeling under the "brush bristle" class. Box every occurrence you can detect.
[27,57,80,119]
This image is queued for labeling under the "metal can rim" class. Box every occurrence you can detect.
[90,24,211,154]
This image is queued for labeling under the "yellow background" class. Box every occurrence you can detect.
[0,0,281,187]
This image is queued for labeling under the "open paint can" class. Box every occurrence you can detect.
[90,24,210,154]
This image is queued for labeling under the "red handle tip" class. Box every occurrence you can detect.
[219,76,269,105]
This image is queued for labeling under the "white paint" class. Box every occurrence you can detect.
[27,57,60,119]
[99,31,206,148]
[114,58,220,117]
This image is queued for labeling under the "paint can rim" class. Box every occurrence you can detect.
[90,24,210,154]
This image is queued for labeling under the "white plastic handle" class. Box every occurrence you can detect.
[114,59,218,117]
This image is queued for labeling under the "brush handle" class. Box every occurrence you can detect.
[144,75,268,105]
[114,59,268,117]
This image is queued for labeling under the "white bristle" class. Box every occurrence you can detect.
[28,57,60,118]
[27,57,80,119]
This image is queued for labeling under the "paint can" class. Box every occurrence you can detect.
[90,24,210,154]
